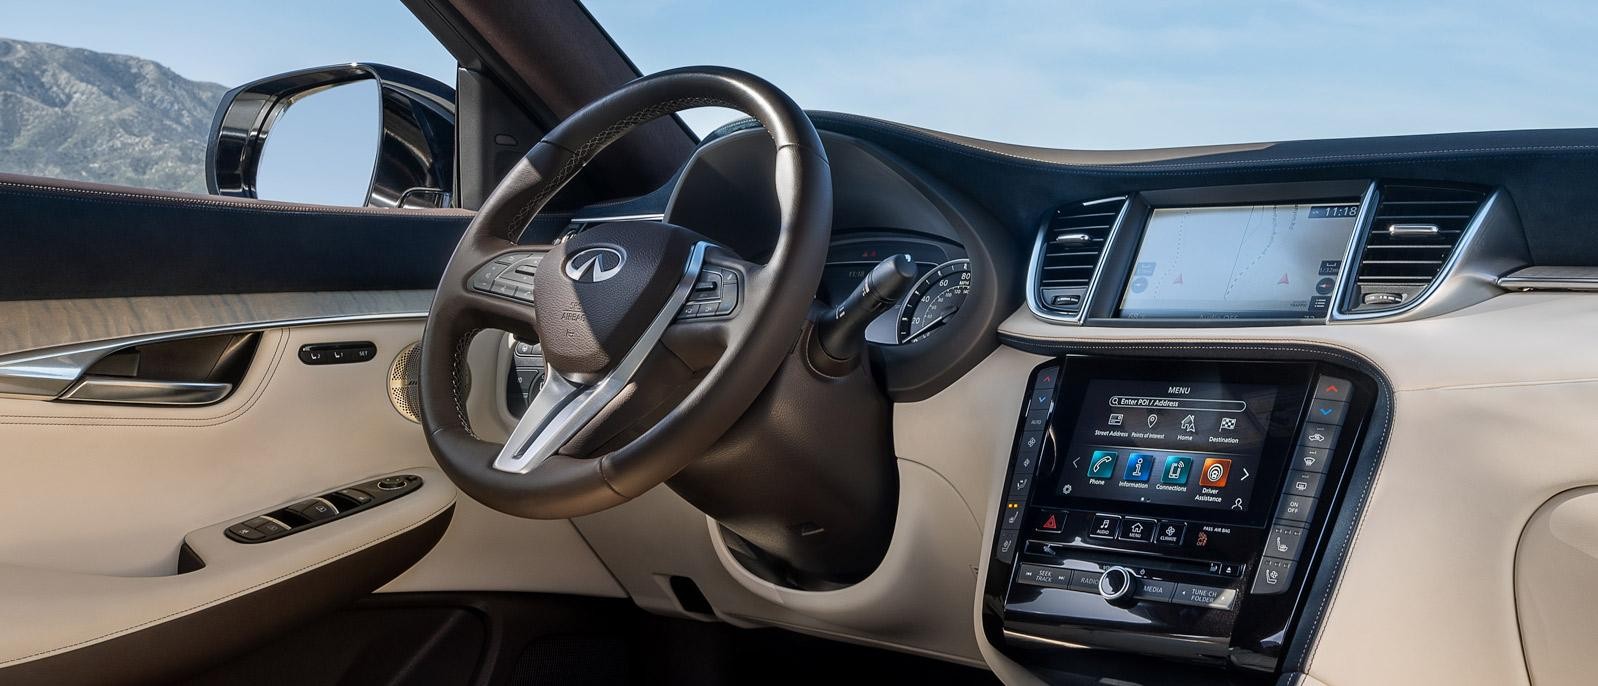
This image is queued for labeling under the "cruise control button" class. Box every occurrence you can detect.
[1089,514,1120,539]
[1266,524,1307,561]
[1294,446,1331,473]
[1133,577,1178,601]
[1155,520,1186,545]
[1276,494,1318,523]
[1118,516,1157,543]
[1173,584,1237,610]
[1307,398,1348,425]
[1252,557,1296,595]
[1313,375,1352,402]
[1283,470,1325,498]
[1300,423,1340,450]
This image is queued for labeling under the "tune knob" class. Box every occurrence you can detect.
[1098,566,1138,605]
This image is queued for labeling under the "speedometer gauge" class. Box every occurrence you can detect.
[897,259,971,344]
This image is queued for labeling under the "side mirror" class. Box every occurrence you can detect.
[206,63,456,208]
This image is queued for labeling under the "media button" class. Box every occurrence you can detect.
[1283,470,1325,498]
[1199,457,1232,487]
[1155,520,1186,545]
[1307,398,1348,425]
[1133,577,1178,601]
[1161,455,1193,484]
[1089,514,1120,539]
[1299,423,1340,450]
[1123,453,1155,482]
[1276,494,1318,523]
[1313,375,1352,402]
[1086,450,1118,479]
[1118,516,1157,543]
[1294,445,1331,473]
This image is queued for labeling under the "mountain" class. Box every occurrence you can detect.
[0,37,226,194]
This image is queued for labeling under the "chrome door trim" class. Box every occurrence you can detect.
[0,311,426,400]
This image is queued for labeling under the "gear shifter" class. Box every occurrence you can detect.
[812,254,916,372]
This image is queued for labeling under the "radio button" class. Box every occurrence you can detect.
[1173,583,1237,610]
[1118,517,1158,543]
[1089,514,1120,539]
[1068,569,1104,592]
[1252,557,1295,595]
[1155,520,1186,545]
[1276,494,1318,523]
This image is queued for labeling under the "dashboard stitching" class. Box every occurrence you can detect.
[996,336,1394,671]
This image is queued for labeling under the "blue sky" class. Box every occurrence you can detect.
[5,1,1597,199]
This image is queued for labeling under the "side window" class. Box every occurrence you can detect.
[0,7,456,207]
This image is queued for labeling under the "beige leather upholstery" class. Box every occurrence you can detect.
[1516,487,1598,686]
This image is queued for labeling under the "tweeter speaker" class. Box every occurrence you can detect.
[389,342,469,423]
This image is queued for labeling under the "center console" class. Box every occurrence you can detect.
[983,355,1375,682]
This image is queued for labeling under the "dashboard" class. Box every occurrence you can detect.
[552,114,1598,686]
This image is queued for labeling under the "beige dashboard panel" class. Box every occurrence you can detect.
[989,292,1598,685]
[0,320,620,598]
[1515,487,1598,686]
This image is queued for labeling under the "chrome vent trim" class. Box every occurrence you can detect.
[1027,196,1130,324]
[1335,184,1491,319]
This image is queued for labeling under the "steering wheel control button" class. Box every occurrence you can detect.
[1276,494,1318,523]
[1283,470,1325,499]
[676,266,741,320]
[1132,576,1178,602]
[1098,566,1137,604]
[1299,423,1340,450]
[1293,445,1331,473]
[1117,517,1157,543]
[1251,557,1296,595]
[1089,514,1120,539]
[1313,375,1352,403]
[1173,583,1237,610]
[1266,524,1307,561]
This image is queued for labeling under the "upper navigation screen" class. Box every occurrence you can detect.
[1118,202,1361,319]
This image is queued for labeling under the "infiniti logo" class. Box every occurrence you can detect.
[563,247,626,283]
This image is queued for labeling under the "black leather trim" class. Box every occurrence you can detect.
[997,334,1394,677]
[0,173,484,302]
[0,507,454,686]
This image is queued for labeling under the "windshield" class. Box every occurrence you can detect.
[583,1,1598,148]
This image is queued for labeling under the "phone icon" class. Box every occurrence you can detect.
[1087,450,1117,479]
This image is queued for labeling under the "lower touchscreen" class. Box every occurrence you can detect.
[1051,379,1277,514]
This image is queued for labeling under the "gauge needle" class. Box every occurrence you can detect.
[905,310,956,341]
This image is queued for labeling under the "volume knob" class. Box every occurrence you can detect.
[1098,566,1138,605]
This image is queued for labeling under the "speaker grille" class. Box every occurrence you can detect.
[388,342,424,423]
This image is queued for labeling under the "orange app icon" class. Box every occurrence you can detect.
[1199,458,1232,487]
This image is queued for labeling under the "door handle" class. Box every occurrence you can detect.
[59,376,233,406]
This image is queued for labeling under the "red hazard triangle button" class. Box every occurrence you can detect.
[1036,510,1065,533]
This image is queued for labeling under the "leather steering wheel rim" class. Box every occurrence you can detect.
[418,67,832,519]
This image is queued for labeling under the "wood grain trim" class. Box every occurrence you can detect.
[0,290,432,357]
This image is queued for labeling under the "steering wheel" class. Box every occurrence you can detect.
[418,67,831,519]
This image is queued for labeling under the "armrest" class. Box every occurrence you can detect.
[0,467,456,685]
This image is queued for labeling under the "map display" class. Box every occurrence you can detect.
[1118,203,1361,319]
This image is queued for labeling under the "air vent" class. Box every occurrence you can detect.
[1346,185,1488,313]
[1034,198,1127,315]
